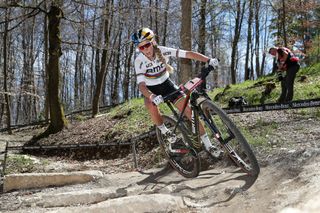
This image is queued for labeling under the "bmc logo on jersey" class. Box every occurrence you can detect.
[146,63,165,73]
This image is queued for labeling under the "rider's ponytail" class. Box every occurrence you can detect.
[153,45,174,73]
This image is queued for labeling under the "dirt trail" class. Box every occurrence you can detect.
[0,109,320,212]
[1,155,320,213]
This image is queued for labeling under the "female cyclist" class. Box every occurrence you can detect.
[131,27,222,158]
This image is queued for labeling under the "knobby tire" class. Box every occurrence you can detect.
[201,100,260,176]
[156,115,200,178]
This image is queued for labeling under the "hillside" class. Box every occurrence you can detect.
[19,63,320,156]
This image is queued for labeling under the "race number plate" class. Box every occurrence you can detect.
[184,77,202,91]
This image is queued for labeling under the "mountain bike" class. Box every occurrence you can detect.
[156,65,260,178]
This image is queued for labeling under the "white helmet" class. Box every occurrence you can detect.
[131,27,155,45]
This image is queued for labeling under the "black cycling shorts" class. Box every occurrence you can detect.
[147,78,184,103]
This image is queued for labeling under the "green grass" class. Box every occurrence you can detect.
[5,155,41,174]
[242,128,268,147]
[294,108,320,119]
[102,96,178,141]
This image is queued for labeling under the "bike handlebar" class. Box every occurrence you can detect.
[161,65,215,102]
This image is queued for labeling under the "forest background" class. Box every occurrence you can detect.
[0,0,319,136]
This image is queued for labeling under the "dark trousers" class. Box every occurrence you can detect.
[278,64,300,103]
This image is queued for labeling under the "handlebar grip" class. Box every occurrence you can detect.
[198,65,214,79]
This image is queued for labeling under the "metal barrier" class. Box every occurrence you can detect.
[0,130,156,179]
[224,98,320,114]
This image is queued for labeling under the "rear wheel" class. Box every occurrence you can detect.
[201,100,260,176]
[156,115,200,178]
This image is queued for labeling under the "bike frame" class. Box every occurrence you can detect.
[164,78,220,148]
[160,65,260,176]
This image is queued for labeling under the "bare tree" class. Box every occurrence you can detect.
[244,0,253,80]
[123,30,134,101]
[92,1,111,117]
[230,0,246,84]
[74,3,86,110]
[161,0,170,46]
[281,0,288,46]
[195,0,207,76]
[2,5,12,134]
[180,0,192,84]
[43,2,50,124]
[46,4,67,132]
[254,0,261,78]
[111,24,123,105]
[28,4,68,144]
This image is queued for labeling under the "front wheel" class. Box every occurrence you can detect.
[156,115,200,178]
[201,100,260,176]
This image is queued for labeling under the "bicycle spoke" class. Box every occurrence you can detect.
[201,100,260,176]
[156,115,200,178]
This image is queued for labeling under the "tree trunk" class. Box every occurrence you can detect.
[92,1,111,117]
[250,42,254,79]
[230,0,246,84]
[43,1,49,123]
[254,0,261,77]
[195,0,206,76]
[3,6,12,134]
[74,40,80,109]
[149,0,153,29]
[161,0,170,46]
[154,0,159,38]
[260,7,269,76]
[281,0,288,46]
[124,29,134,101]
[112,27,122,105]
[29,4,67,144]
[244,0,253,80]
[46,5,67,132]
[89,2,98,104]
[180,0,192,84]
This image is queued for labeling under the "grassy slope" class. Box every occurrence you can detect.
[103,63,320,145]
[210,63,320,107]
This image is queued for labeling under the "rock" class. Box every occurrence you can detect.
[280,193,320,213]
[24,188,126,208]
[46,194,186,213]
[3,170,103,192]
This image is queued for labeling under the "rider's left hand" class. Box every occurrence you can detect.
[208,58,219,69]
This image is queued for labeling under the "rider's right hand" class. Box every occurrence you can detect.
[150,94,164,106]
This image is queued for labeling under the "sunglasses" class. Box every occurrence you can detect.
[138,42,152,51]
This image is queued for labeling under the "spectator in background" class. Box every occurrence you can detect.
[269,47,300,103]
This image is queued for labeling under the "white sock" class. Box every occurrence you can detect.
[201,133,212,150]
[157,123,169,134]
